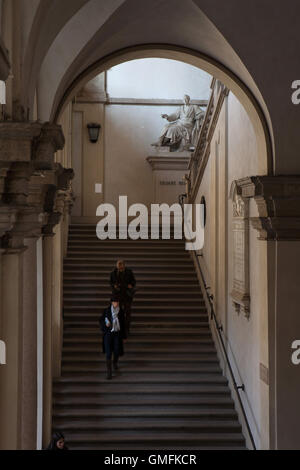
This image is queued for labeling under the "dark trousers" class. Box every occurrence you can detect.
[120,298,132,334]
[103,332,120,361]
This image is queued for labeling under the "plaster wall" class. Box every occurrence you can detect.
[70,59,211,216]
[195,92,269,449]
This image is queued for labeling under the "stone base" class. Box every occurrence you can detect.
[147,154,190,205]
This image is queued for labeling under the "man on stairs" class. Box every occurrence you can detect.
[100,295,127,380]
[110,260,136,335]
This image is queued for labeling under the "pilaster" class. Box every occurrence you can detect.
[234,175,300,449]
[0,121,73,450]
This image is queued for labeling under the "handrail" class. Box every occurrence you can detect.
[178,192,256,450]
[193,253,256,450]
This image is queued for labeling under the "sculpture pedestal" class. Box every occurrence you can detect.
[146,153,191,205]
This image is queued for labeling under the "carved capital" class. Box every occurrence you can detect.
[235,176,300,241]
[41,165,74,236]
[33,123,65,171]
[0,122,74,248]
[0,122,42,162]
[0,121,65,171]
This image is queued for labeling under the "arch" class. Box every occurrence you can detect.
[52,44,273,175]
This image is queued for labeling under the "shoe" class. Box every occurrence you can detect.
[106,359,112,380]
[113,361,118,371]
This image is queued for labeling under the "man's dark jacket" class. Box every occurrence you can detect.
[99,305,127,356]
[110,267,136,298]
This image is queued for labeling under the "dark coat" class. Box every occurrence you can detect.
[110,267,136,299]
[100,305,127,356]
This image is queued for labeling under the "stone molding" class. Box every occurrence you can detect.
[234,175,300,241]
[76,95,209,107]
[147,155,191,171]
[0,122,73,251]
[188,79,229,202]
[0,121,65,169]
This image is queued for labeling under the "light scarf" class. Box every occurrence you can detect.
[110,305,120,332]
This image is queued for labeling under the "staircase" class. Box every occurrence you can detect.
[53,224,246,450]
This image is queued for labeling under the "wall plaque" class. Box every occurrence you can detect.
[230,181,250,319]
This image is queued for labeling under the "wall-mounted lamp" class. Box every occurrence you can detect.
[87,123,101,143]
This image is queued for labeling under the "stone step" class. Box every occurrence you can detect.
[53,395,234,407]
[53,430,245,447]
[63,337,214,347]
[64,296,205,303]
[63,275,198,281]
[63,280,199,286]
[53,405,235,417]
[53,373,227,385]
[61,364,223,374]
[52,418,242,433]
[67,247,188,254]
[70,444,246,450]
[62,345,216,355]
[66,253,191,260]
[64,258,192,265]
[64,320,209,326]
[63,328,212,336]
[64,312,208,320]
[63,290,203,297]
[53,384,230,395]
[61,354,218,363]
[68,238,185,245]
[64,305,206,312]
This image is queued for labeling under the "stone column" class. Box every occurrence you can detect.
[52,222,63,379]
[235,175,300,450]
[42,235,54,449]
[0,248,25,450]
[20,237,38,450]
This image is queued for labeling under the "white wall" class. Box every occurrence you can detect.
[195,91,269,449]
[107,58,211,99]
[71,59,212,216]
[104,59,211,208]
[104,104,177,208]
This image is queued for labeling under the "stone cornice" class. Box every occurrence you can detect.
[235,176,300,240]
[0,122,65,169]
[147,155,190,171]
[188,80,229,202]
[76,96,209,107]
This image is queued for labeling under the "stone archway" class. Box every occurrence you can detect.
[52,44,273,177]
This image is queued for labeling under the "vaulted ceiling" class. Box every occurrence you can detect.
[2,0,300,174]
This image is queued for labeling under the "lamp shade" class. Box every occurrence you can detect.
[87,123,101,143]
